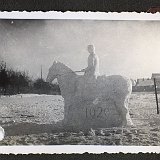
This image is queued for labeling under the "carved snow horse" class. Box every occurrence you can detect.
[46,61,133,130]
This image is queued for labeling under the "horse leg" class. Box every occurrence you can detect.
[125,95,134,126]
[114,95,133,126]
[114,97,128,126]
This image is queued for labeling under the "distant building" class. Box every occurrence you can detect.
[132,73,160,92]
[136,78,147,84]
[133,78,154,92]
[151,73,160,90]
[151,73,160,79]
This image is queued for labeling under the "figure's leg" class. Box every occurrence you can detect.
[74,78,79,95]
[75,77,85,98]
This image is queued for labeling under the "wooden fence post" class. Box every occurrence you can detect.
[154,78,159,114]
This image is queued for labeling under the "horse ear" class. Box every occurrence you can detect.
[53,61,58,64]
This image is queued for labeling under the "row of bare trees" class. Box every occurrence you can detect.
[0,61,60,95]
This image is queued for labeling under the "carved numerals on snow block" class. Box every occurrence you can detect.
[85,106,110,119]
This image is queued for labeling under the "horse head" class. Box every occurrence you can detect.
[46,60,77,99]
[46,61,76,83]
[46,61,59,83]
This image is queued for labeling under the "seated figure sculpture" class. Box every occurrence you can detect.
[46,45,133,130]
[76,45,99,99]
[81,44,100,79]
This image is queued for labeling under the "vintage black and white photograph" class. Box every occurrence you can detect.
[0,18,160,146]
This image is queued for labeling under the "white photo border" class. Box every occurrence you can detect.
[0,11,159,20]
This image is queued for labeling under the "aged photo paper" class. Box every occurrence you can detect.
[0,12,160,154]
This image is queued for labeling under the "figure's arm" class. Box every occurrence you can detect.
[81,54,95,72]
[82,65,91,72]
[85,55,95,72]
[80,68,86,72]
[93,55,99,73]
[93,55,99,67]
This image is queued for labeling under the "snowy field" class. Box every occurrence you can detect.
[0,92,160,145]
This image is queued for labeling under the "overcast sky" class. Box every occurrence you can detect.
[0,20,160,80]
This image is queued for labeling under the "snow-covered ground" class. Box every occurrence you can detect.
[0,94,56,98]
[0,94,64,124]
[0,92,160,145]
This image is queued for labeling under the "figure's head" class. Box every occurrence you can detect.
[87,44,95,54]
